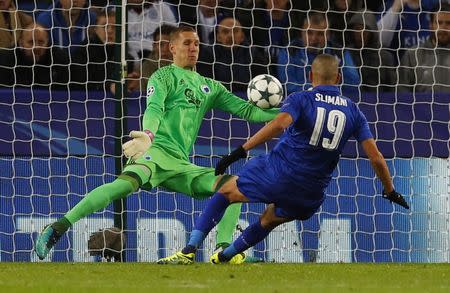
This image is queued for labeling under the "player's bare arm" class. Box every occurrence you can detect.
[242,112,293,151]
[361,138,393,193]
[215,112,293,175]
[361,138,409,209]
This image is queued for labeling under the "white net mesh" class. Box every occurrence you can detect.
[0,0,449,262]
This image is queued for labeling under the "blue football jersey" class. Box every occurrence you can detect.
[269,85,373,190]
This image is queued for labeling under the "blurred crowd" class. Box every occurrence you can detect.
[0,0,449,95]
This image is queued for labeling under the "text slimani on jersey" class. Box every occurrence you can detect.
[314,93,348,107]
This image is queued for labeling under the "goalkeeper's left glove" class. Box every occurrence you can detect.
[382,189,409,209]
[122,130,154,161]
[215,145,247,175]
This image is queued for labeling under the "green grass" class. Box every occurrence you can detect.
[0,263,449,293]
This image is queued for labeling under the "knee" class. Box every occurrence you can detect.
[217,176,247,203]
[259,208,277,230]
[216,175,236,199]
[215,175,235,192]
[118,171,142,192]
[259,204,289,231]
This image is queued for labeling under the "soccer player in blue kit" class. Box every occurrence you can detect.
[159,54,409,264]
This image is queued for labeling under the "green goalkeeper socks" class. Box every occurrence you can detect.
[215,203,242,245]
[60,175,240,246]
[64,178,137,226]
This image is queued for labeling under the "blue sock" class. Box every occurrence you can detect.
[184,193,230,250]
[185,230,205,251]
[221,221,271,260]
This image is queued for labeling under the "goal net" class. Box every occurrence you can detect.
[0,0,449,263]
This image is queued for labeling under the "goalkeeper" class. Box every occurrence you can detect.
[35,26,278,262]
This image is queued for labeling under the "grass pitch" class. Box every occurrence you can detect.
[0,263,449,293]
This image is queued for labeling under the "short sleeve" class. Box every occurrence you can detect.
[280,92,303,122]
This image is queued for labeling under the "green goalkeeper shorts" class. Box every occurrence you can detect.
[121,146,218,199]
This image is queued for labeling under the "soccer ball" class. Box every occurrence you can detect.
[247,74,283,109]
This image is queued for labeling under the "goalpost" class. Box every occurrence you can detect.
[0,0,449,263]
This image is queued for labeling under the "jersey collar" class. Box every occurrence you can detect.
[313,85,340,95]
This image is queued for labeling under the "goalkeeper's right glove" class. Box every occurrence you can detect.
[122,130,154,161]
[215,145,247,175]
[382,189,409,209]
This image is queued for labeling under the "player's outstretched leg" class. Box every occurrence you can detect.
[215,202,241,249]
[35,177,138,260]
[157,192,231,264]
[210,204,290,264]
[209,221,270,264]
[212,176,264,263]
[157,203,243,265]
[214,202,264,262]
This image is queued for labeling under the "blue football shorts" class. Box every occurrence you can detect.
[236,155,324,220]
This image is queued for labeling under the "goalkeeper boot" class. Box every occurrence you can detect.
[210,251,246,265]
[156,251,195,265]
[244,255,264,263]
[214,243,263,263]
[35,224,63,260]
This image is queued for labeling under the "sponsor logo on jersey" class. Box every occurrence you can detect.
[185,88,201,108]
[201,84,210,94]
[147,85,155,96]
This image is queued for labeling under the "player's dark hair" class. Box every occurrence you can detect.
[153,24,177,40]
[169,26,196,42]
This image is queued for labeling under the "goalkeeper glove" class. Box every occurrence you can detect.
[382,189,409,209]
[122,130,154,161]
[215,145,247,175]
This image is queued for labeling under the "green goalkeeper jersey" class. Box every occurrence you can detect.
[143,64,278,164]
